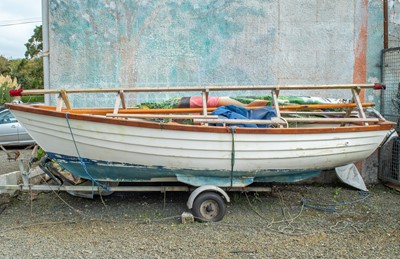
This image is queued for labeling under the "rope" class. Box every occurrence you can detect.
[301,190,370,213]
[65,113,109,196]
[38,172,83,214]
[230,126,236,187]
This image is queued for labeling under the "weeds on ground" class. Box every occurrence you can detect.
[333,187,342,202]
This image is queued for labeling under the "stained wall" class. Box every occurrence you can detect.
[48,0,384,107]
[388,0,400,48]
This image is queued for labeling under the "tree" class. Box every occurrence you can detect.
[24,25,43,59]
[0,26,44,95]
[13,25,45,89]
[0,55,10,75]
[9,58,43,89]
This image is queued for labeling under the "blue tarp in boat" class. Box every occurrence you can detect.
[211,105,277,128]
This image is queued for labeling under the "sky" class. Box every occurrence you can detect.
[0,0,42,59]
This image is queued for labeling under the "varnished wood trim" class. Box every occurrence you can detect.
[20,84,377,95]
[7,104,395,135]
[29,103,376,116]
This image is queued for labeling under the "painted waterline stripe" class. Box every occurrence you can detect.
[46,152,322,186]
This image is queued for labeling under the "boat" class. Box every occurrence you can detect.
[6,84,397,221]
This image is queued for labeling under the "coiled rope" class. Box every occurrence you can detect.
[301,190,370,213]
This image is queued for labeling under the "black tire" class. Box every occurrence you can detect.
[192,192,226,222]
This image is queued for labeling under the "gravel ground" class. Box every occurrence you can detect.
[1,150,400,258]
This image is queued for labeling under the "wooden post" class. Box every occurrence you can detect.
[271,89,283,128]
[201,89,209,126]
[56,95,63,112]
[271,89,281,117]
[113,93,122,115]
[201,89,209,116]
[56,90,72,112]
[119,90,126,109]
[113,90,127,115]
[352,87,368,125]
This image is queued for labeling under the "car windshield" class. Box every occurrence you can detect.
[0,110,17,124]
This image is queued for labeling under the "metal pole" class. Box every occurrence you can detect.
[383,0,388,49]
[42,0,50,105]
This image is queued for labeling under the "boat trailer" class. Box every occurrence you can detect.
[0,155,272,222]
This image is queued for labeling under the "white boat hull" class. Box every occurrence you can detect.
[10,108,392,186]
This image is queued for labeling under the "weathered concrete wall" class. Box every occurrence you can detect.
[388,0,400,48]
[48,0,383,106]
[365,1,382,106]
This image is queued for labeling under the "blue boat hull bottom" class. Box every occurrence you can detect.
[47,152,322,187]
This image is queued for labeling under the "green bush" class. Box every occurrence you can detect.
[0,74,20,104]
[21,95,44,103]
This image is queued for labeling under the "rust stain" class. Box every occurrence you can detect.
[353,0,368,174]
[353,0,368,102]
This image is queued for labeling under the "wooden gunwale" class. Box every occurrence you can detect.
[7,103,395,135]
[11,84,392,133]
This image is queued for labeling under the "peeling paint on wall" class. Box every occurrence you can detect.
[353,0,368,85]
[48,0,384,106]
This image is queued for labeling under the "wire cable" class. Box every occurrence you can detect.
[0,20,41,27]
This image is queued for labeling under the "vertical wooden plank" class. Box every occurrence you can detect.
[272,89,283,128]
[201,89,209,116]
[271,90,281,117]
[119,90,126,109]
[56,94,63,112]
[113,93,121,115]
[201,89,209,126]
[352,88,368,125]
[352,88,366,118]
[60,90,71,110]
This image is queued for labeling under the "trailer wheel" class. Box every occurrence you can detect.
[192,192,226,222]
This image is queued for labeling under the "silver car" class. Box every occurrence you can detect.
[0,106,35,146]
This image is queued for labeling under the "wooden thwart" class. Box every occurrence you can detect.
[107,113,378,125]
[281,111,359,116]
[194,117,379,125]
[284,117,379,123]
[107,114,219,120]
[193,118,286,125]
